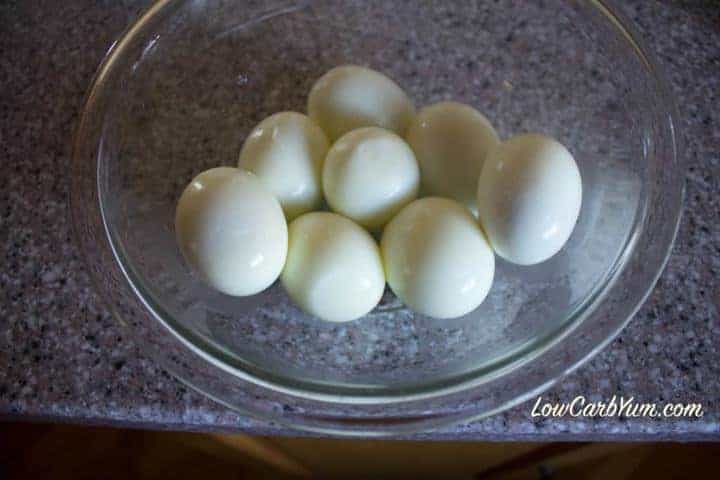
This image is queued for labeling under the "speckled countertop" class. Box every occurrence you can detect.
[1,0,719,440]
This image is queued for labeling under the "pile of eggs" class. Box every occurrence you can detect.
[175,65,582,322]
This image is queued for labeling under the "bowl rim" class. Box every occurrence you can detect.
[71,0,684,435]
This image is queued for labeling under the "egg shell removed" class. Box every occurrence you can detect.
[322,127,420,230]
[238,112,329,221]
[381,197,495,319]
[175,167,288,296]
[308,65,415,141]
[477,133,582,265]
[281,212,385,322]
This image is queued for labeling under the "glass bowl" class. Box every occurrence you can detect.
[71,0,682,435]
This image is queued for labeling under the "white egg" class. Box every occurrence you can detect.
[381,197,495,319]
[322,127,420,230]
[405,102,499,213]
[281,212,385,322]
[238,111,329,220]
[477,133,582,265]
[175,167,288,296]
[308,65,415,141]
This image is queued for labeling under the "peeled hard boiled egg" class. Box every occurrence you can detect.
[322,127,420,230]
[175,167,288,296]
[281,212,385,322]
[238,112,329,220]
[406,102,499,213]
[477,133,582,266]
[308,65,415,141]
[381,197,495,319]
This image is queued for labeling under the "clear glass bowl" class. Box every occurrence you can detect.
[71,0,683,435]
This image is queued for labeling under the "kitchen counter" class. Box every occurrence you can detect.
[1,0,718,440]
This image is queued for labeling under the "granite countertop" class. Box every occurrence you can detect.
[1,0,718,440]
